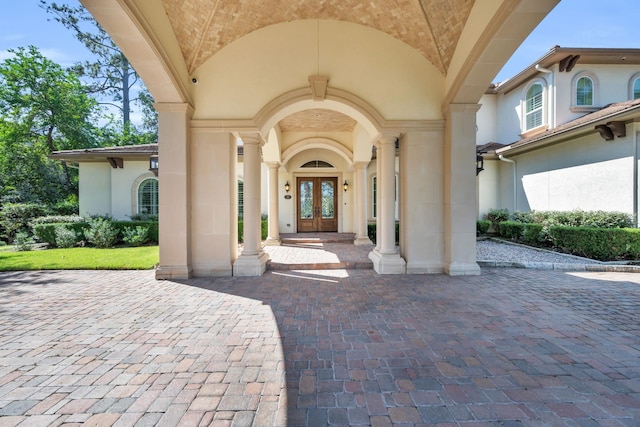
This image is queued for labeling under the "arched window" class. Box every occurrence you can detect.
[137,178,158,215]
[576,76,593,106]
[633,77,640,99]
[525,83,543,131]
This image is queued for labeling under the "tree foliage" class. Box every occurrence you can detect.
[40,0,157,133]
[0,46,99,204]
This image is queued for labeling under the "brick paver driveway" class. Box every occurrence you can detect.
[0,268,639,426]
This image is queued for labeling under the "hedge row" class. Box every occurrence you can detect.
[549,226,640,261]
[33,221,158,247]
[237,220,268,243]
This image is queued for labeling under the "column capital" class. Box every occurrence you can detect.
[353,161,369,170]
[238,132,266,146]
[265,161,281,169]
[376,132,401,145]
[153,102,195,117]
[444,103,482,115]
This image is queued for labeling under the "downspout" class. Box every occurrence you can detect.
[499,155,517,212]
[535,64,554,128]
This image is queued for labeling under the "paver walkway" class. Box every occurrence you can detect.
[0,268,639,426]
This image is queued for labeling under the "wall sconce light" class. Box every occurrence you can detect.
[149,155,159,176]
[343,180,349,192]
[476,154,484,176]
[284,181,290,193]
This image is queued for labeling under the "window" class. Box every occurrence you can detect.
[238,180,244,219]
[137,178,158,215]
[576,76,593,106]
[633,77,640,99]
[301,160,334,168]
[525,83,543,130]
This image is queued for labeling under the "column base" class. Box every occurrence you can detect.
[405,262,444,274]
[233,251,269,276]
[354,237,374,246]
[155,265,192,280]
[445,262,481,276]
[369,249,406,274]
[264,238,281,246]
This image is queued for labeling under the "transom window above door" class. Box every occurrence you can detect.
[301,160,334,168]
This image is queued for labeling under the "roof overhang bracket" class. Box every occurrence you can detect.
[107,157,124,168]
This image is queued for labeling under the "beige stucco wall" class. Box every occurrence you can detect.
[79,163,111,218]
[78,161,153,220]
[192,20,443,121]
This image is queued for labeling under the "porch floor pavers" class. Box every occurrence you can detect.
[1,268,640,426]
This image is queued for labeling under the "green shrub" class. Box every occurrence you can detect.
[84,218,118,248]
[33,222,87,246]
[523,223,543,244]
[13,231,35,251]
[549,226,640,261]
[476,220,491,235]
[54,225,79,248]
[112,221,158,244]
[123,225,150,246]
[498,221,524,240]
[237,220,268,243]
[512,210,634,229]
[31,215,84,225]
[486,208,510,232]
[0,203,50,243]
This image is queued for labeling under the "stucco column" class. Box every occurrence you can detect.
[354,161,373,246]
[155,103,193,280]
[369,134,406,274]
[233,133,269,276]
[374,146,382,252]
[444,104,481,275]
[265,162,281,246]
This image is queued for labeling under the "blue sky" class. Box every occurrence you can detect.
[0,0,639,83]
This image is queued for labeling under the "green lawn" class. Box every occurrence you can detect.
[0,246,159,271]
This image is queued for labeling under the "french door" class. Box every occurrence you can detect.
[297,177,338,232]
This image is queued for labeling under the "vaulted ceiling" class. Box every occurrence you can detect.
[162,0,476,75]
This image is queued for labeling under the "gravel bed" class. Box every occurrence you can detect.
[476,239,600,265]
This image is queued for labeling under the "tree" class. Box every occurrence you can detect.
[0,46,99,204]
[40,1,157,135]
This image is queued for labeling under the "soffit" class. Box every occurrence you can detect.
[279,109,357,132]
[161,0,475,75]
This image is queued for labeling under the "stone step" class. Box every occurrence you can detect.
[264,234,373,271]
[267,260,373,271]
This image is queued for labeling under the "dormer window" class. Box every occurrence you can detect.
[525,83,544,131]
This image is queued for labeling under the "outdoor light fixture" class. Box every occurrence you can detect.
[476,154,484,176]
[343,180,349,192]
[149,155,159,176]
[284,181,290,193]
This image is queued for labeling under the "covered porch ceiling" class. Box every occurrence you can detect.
[162,0,476,76]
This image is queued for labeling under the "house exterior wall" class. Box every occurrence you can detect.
[514,132,635,213]
[78,161,152,220]
[478,59,640,219]
[79,163,112,218]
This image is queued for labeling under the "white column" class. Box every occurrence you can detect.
[233,133,269,276]
[374,146,382,251]
[444,104,481,275]
[265,162,281,246]
[369,134,406,274]
[155,103,193,280]
[354,161,373,246]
